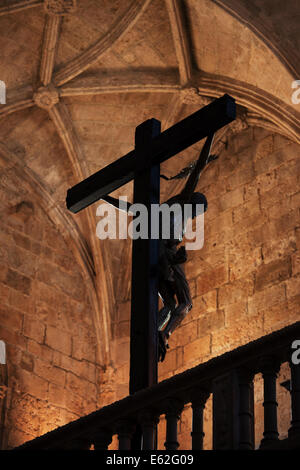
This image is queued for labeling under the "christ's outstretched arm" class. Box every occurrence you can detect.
[179,133,216,204]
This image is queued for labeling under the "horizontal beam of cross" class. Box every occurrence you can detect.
[66,93,235,213]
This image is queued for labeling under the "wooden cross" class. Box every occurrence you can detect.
[66,94,236,399]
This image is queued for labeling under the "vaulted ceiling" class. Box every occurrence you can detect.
[0,0,299,363]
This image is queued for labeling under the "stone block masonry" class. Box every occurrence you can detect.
[0,203,101,449]
[110,127,300,449]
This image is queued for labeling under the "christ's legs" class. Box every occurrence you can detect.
[158,280,176,331]
[157,246,192,361]
[161,266,192,340]
[163,301,192,337]
[158,300,192,362]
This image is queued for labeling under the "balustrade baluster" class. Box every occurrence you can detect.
[139,410,160,450]
[289,356,300,437]
[259,357,280,447]
[117,420,135,450]
[237,368,255,450]
[213,371,239,449]
[164,399,183,451]
[191,390,210,450]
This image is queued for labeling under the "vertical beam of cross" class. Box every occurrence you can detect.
[130,119,161,450]
[130,118,161,399]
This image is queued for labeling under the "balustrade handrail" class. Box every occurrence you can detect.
[15,320,300,449]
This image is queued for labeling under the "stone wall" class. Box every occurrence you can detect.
[0,200,101,449]
[0,125,298,450]
[109,126,299,449]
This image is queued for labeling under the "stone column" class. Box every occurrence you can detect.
[237,368,255,450]
[259,356,280,447]
[117,420,136,450]
[191,390,210,450]
[164,399,184,451]
[139,410,160,450]
[212,370,239,449]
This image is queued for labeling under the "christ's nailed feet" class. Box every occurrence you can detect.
[158,331,169,362]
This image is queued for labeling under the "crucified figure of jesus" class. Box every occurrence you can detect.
[156,133,217,361]
[101,132,217,362]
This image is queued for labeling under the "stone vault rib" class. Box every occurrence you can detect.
[0,98,34,118]
[165,0,192,86]
[53,0,152,86]
[48,100,113,364]
[195,71,300,145]
[60,69,180,97]
[40,14,62,86]
[212,0,300,78]
[36,4,114,364]
[0,0,42,16]
[0,86,35,119]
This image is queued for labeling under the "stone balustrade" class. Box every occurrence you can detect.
[14,321,300,450]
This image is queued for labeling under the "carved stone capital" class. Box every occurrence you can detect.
[191,389,210,408]
[229,114,248,134]
[259,355,281,376]
[116,419,136,437]
[180,87,212,107]
[92,427,113,451]
[34,85,59,110]
[163,397,184,419]
[138,409,160,427]
[44,0,77,16]
[213,112,249,155]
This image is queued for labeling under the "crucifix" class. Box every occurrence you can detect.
[66,94,236,402]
